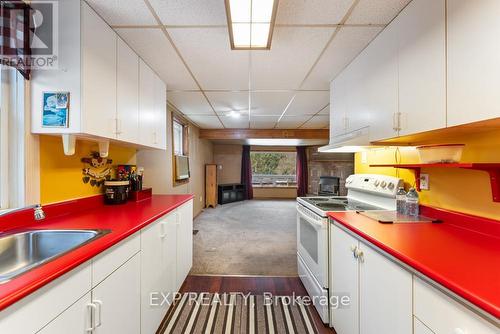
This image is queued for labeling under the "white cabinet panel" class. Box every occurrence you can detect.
[141,212,177,334]
[365,19,399,142]
[0,264,91,334]
[93,253,141,334]
[398,0,446,135]
[139,60,157,147]
[330,75,348,140]
[414,317,435,334]
[81,2,117,138]
[117,38,139,143]
[414,277,498,334]
[359,244,412,334]
[37,293,91,334]
[330,225,359,334]
[154,75,167,149]
[447,0,500,126]
[92,233,140,287]
[176,200,193,290]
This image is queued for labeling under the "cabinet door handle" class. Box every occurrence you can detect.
[94,300,103,328]
[160,222,167,238]
[355,248,364,263]
[86,303,97,332]
[351,245,358,259]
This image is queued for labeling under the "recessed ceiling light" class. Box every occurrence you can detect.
[228,110,241,118]
[225,0,279,50]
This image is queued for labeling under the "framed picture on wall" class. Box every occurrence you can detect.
[42,92,70,128]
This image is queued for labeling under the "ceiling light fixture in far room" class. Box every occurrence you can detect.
[228,110,241,118]
[225,0,279,50]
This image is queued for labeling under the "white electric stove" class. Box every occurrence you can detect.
[296,174,404,323]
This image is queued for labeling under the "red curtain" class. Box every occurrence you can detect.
[240,145,253,200]
[0,1,32,79]
[296,146,308,197]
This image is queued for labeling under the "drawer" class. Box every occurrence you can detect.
[413,277,498,334]
[92,232,140,286]
[0,263,92,334]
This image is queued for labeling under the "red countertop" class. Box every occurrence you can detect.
[327,207,500,319]
[0,194,193,312]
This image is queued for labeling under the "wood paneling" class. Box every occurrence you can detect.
[199,128,329,140]
[205,164,217,208]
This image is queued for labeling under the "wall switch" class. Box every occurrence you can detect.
[420,174,430,190]
[200,196,203,202]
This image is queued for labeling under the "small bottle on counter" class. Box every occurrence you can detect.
[396,187,407,214]
[405,188,420,217]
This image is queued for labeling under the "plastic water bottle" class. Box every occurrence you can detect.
[396,187,407,214]
[405,188,420,217]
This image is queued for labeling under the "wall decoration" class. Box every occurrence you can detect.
[42,92,70,127]
[81,152,113,187]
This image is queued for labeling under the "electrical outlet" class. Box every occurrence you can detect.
[420,174,430,190]
[199,196,203,202]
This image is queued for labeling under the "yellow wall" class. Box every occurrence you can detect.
[355,129,500,220]
[40,135,136,204]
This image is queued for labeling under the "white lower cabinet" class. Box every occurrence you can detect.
[141,211,177,334]
[359,244,412,334]
[37,293,92,334]
[0,200,194,334]
[330,224,412,334]
[92,253,141,334]
[414,277,498,334]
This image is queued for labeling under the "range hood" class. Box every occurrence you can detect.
[319,126,371,153]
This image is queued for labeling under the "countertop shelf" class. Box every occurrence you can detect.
[370,163,500,201]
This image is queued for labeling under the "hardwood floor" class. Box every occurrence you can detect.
[157,275,336,334]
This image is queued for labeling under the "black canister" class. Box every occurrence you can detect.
[104,180,130,204]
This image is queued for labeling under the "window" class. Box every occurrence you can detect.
[173,120,184,156]
[250,151,297,187]
[0,65,26,210]
[171,113,190,186]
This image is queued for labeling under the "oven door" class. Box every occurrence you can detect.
[296,204,328,288]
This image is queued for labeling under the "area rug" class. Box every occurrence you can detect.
[160,293,318,334]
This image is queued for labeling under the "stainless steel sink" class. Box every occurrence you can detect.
[0,229,110,284]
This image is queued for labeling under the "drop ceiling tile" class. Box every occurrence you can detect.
[319,105,330,115]
[275,116,312,129]
[86,0,156,26]
[347,0,411,24]
[168,92,213,115]
[149,0,227,25]
[186,115,223,129]
[300,115,330,129]
[220,116,250,129]
[276,0,352,24]
[250,116,280,129]
[205,92,249,115]
[168,28,249,90]
[286,91,330,116]
[302,26,383,89]
[115,28,197,90]
[251,92,294,116]
[251,27,333,90]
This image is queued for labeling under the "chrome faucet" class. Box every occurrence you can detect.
[34,205,46,221]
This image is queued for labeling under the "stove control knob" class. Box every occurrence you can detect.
[380,181,387,188]
[387,182,395,190]
[374,180,380,187]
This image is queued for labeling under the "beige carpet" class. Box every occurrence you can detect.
[191,200,298,276]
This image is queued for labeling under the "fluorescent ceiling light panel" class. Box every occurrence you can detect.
[226,0,278,50]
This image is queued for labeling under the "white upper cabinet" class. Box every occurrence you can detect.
[81,1,117,139]
[139,60,157,148]
[330,75,348,140]
[31,0,166,150]
[117,38,140,143]
[365,19,399,142]
[447,0,500,126]
[397,0,446,136]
